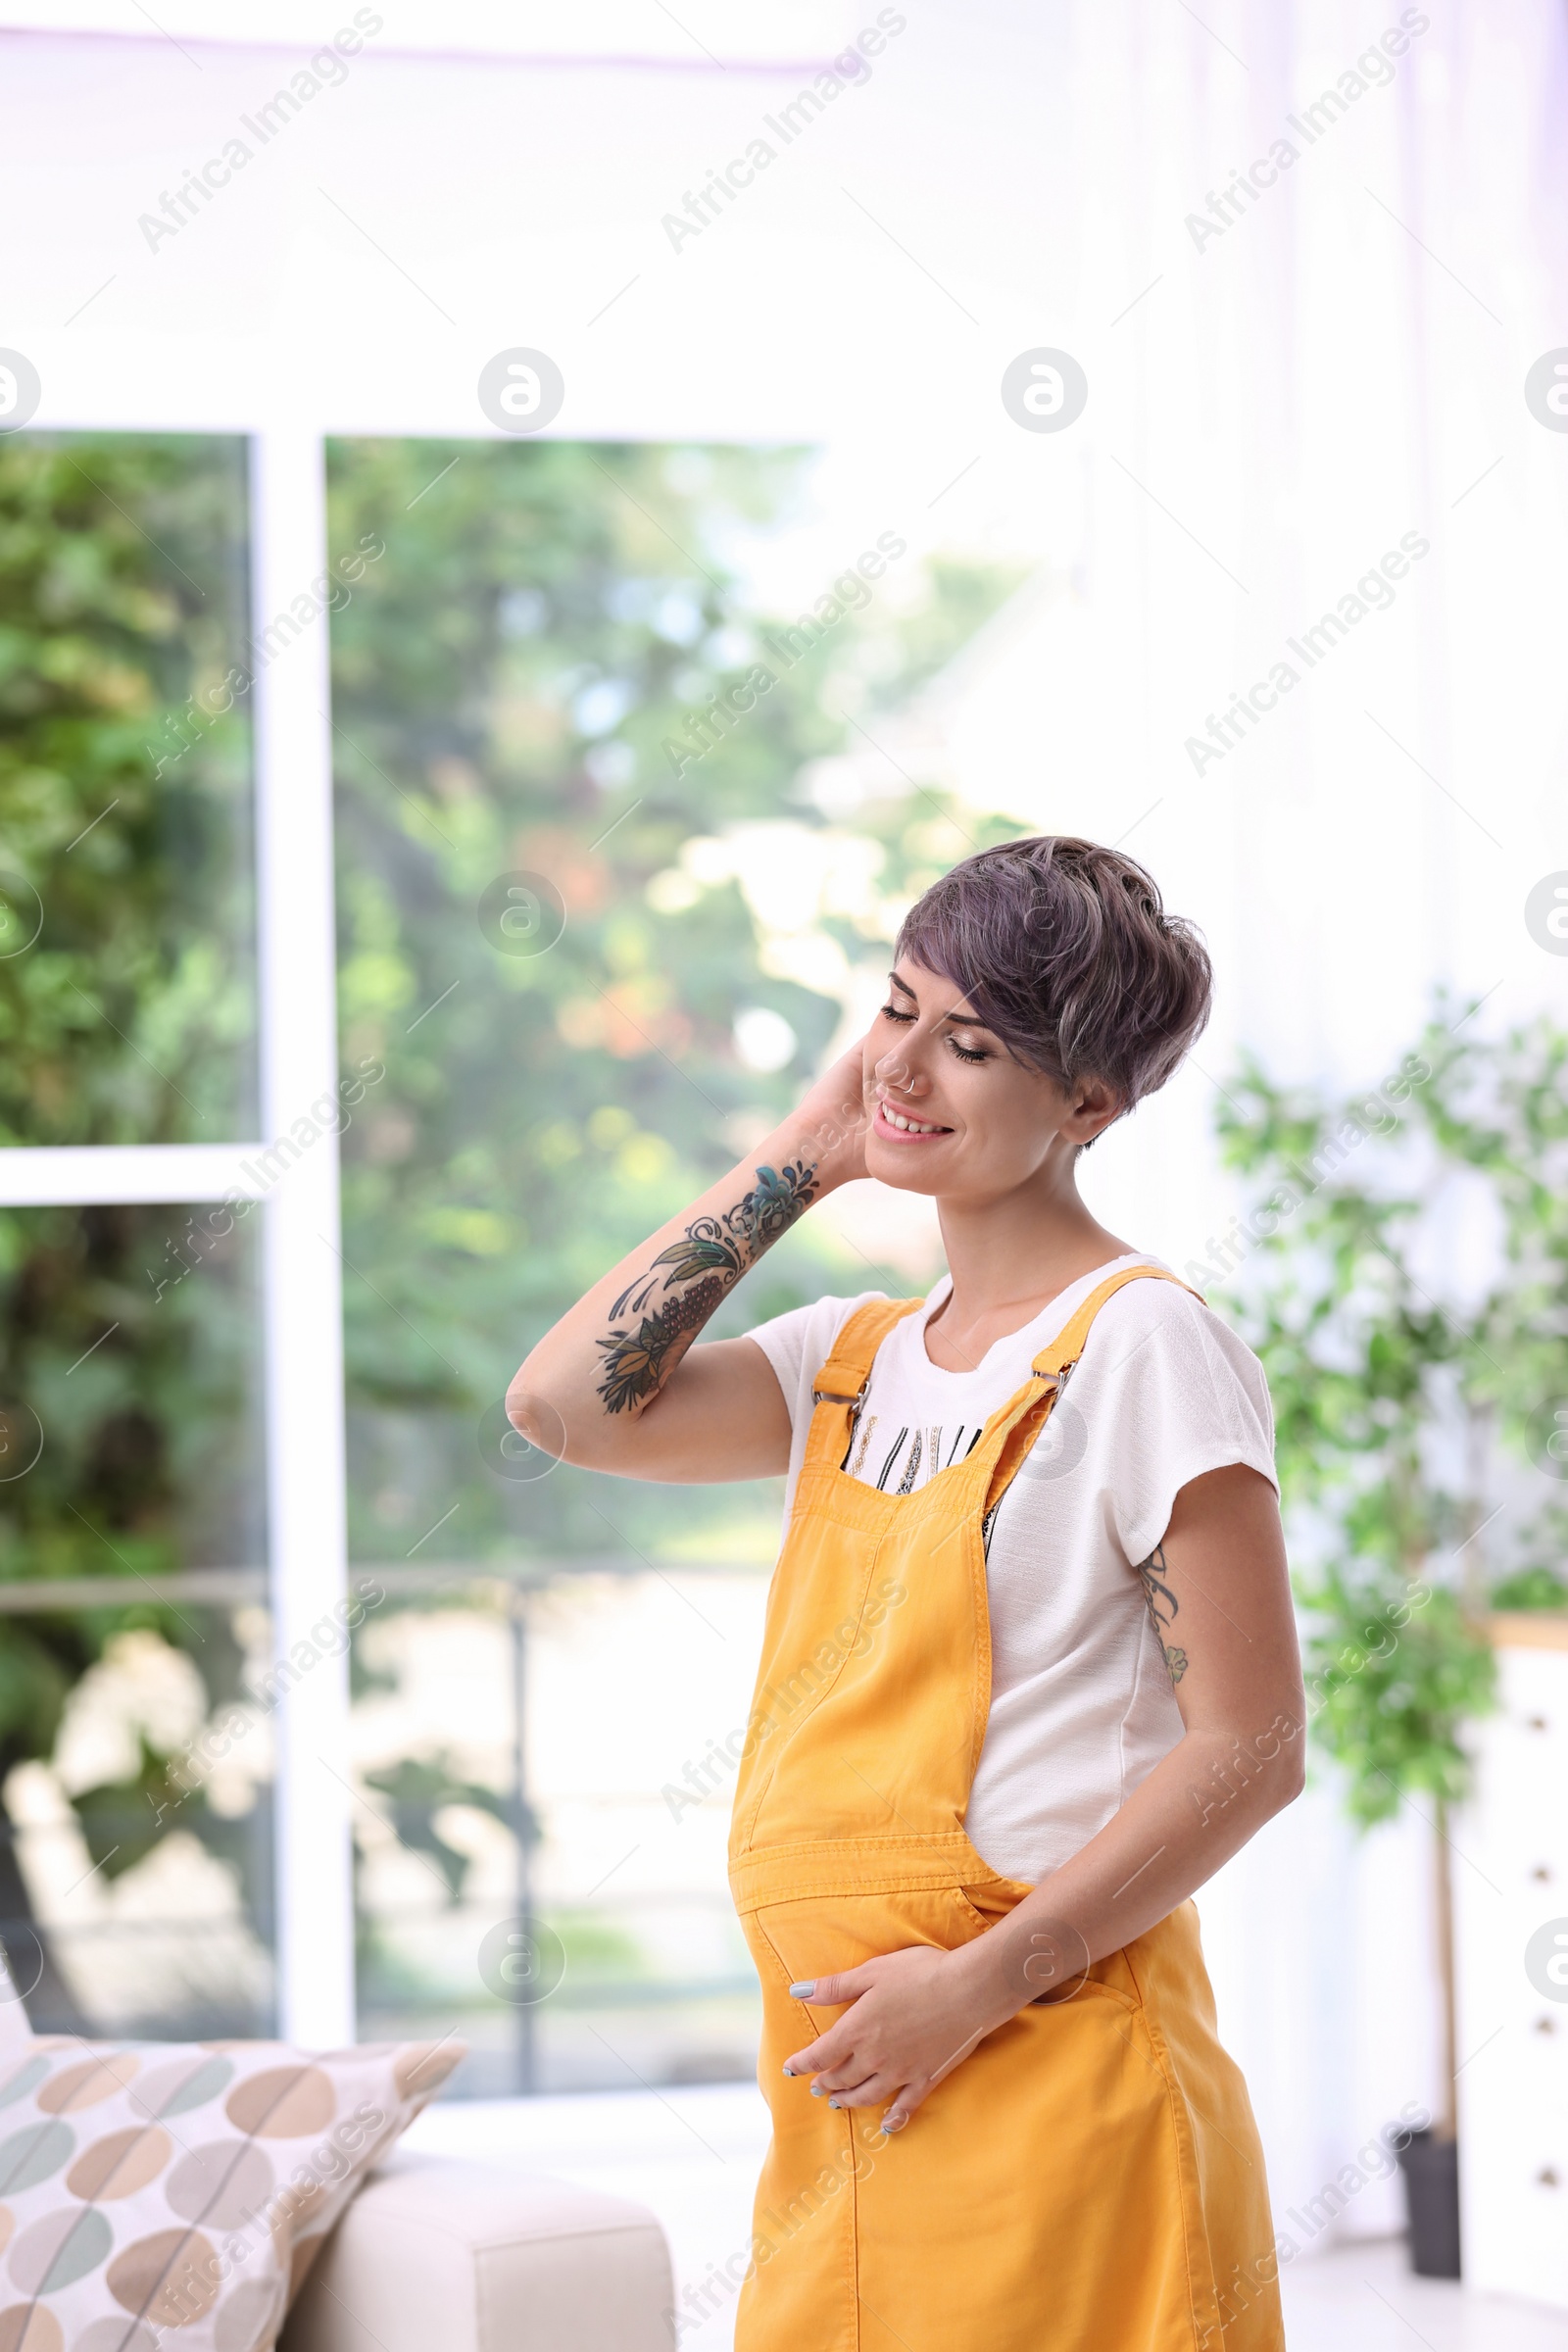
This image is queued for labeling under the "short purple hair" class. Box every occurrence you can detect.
[896,836,1211,1116]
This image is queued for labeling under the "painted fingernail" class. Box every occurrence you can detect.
[882,2116,906,2133]
[788,1981,815,1998]
[782,2064,795,2077]
[809,2082,824,2097]
[828,2099,841,2110]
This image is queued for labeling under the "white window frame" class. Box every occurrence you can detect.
[0,428,352,2045]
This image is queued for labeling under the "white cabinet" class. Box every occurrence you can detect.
[1454,1619,1568,2307]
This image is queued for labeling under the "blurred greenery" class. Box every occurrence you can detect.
[1214,1004,1568,1823]
[1211,1007,1568,2132]
[325,436,1021,1564]
[0,1199,267,2024]
[1490,1563,1568,1610]
[0,430,269,2018]
[0,1202,263,1589]
[0,433,256,1145]
[362,1752,519,1903]
[323,438,1020,2064]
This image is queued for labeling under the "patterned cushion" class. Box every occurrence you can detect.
[0,2034,464,2351]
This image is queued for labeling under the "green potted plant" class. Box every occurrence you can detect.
[1205,1004,1568,2277]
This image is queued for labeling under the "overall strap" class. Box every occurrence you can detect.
[809,1298,924,1404]
[1028,1263,1200,1384]
[985,1263,1203,1514]
[802,1297,923,1474]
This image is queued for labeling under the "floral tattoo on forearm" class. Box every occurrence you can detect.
[595,1159,819,1413]
[1137,1542,1187,1685]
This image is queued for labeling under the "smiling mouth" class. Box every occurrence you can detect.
[875,1101,952,1139]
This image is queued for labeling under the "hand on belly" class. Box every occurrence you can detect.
[781,1939,1012,2132]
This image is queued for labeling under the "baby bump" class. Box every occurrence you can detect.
[738,1889,1211,2352]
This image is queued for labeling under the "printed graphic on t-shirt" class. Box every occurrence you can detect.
[842,1416,986,1492]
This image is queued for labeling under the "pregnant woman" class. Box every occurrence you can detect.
[513,835,1302,2352]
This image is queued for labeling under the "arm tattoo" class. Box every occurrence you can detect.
[1136,1542,1188,1685]
[594,1159,818,1414]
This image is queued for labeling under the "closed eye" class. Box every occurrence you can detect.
[881,1003,992,1061]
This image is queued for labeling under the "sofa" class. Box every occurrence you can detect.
[279,2146,675,2352]
[0,1980,674,2352]
[0,1955,677,2351]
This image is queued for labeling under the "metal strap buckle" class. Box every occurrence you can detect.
[811,1380,868,1407]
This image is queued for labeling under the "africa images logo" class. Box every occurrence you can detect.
[1184,531,1429,776]
[136,11,383,251]
[1183,11,1431,254]
[659,10,906,254]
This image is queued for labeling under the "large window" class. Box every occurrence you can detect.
[1,426,1012,2086]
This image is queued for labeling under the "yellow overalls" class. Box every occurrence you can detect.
[728,1268,1285,2351]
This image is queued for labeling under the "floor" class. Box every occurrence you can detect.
[403,2084,1568,2350]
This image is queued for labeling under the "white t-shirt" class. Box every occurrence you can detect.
[747,1254,1278,1886]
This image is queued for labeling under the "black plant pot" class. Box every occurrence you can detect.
[1396,2128,1461,2278]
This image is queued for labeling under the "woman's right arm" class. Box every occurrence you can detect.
[508,1042,870,1484]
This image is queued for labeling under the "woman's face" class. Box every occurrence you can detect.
[860,958,1118,1200]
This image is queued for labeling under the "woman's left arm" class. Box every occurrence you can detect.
[784,1462,1305,2129]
